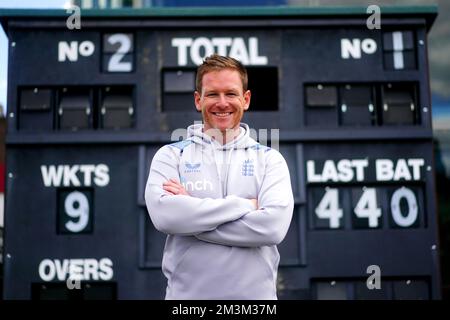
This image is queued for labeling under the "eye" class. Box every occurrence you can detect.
[207,93,218,97]
[227,92,238,97]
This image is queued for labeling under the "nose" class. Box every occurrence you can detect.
[215,93,229,108]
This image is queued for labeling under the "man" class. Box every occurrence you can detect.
[145,54,294,300]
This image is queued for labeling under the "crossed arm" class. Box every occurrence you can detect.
[144,146,294,247]
[163,178,258,210]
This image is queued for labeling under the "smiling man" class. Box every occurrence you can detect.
[145,54,294,300]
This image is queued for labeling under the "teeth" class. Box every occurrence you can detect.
[213,112,232,117]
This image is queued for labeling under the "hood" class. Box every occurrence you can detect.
[187,122,255,150]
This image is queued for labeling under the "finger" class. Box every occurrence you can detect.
[164,180,181,187]
[163,181,178,189]
[170,180,183,188]
[163,185,180,194]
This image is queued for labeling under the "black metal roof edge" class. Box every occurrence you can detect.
[0,5,439,18]
[0,5,438,34]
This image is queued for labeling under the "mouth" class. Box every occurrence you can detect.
[212,112,233,118]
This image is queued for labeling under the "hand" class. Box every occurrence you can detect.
[250,198,258,210]
[163,179,190,196]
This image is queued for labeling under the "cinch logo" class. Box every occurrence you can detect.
[242,159,254,177]
[180,177,213,192]
[184,162,201,173]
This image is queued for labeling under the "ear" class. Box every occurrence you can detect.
[243,90,251,111]
[194,91,202,112]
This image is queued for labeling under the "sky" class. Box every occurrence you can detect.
[0,0,70,115]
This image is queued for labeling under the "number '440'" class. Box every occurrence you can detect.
[314,187,418,229]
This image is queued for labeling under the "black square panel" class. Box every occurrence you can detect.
[315,281,348,300]
[383,51,416,70]
[163,93,195,112]
[355,280,390,300]
[101,93,134,129]
[383,31,414,51]
[102,33,134,73]
[393,279,429,300]
[388,186,422,229]
[382,83,418,125]
[351,187,382,229]
[58,89,92,130]
[305,85,338,126]
[57,188,94,234]
[19,88,54,131]
[20,88,52,111]
[340,85,375,126]
[341,85,372,105]
[164,70,196,93]
[309,187,344,230]
[102,53,134,73]
[31,282,117,300]
[305,85,337,107]
[82,282,117,300]
[103,33,134,53]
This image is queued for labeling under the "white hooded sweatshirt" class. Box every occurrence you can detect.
[145,123,294,299]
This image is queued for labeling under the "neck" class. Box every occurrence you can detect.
[203,125,241,145]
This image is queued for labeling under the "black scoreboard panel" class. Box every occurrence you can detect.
[1,7,441,299]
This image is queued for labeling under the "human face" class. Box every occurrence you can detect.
[194,69,251,134]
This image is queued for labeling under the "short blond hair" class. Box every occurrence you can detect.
[196,54,248,93]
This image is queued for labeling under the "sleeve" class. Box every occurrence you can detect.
[195,150,294,247]
[144,145,256,235]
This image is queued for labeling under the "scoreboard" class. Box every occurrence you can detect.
[0,6,441,299]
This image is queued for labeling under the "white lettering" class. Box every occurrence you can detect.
[229,37,249,65]
[248,37,268,65]
[306,160,322,183]
[38,259,56,282]
[211,37,232,56]
[79,165,96,186]
[41,165,64,187]
[307,159,368,183]
[63,165,81,187]
[341,38,377,59]
[84,259,99,281]
[351,159,369,181]
[54,259,70,281]
[341,39,361,59]
[376,159,393,181]
[38,258,114,282]
[172,38,192,66]
[322,160,339,182]
[58,41,78,62]
[376,159,424,182]
[408,159,425,180]
[361,38,377,54]
[94,164,110,187]
[58,41,94,62]
[171,37,268,66]
[68,259,84,281]
[190,37,215,65]
[78,41,95,56]
[99,258,114,281]
[393,159,412,181]
[41,164,110,187]
[336,159,353,182]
